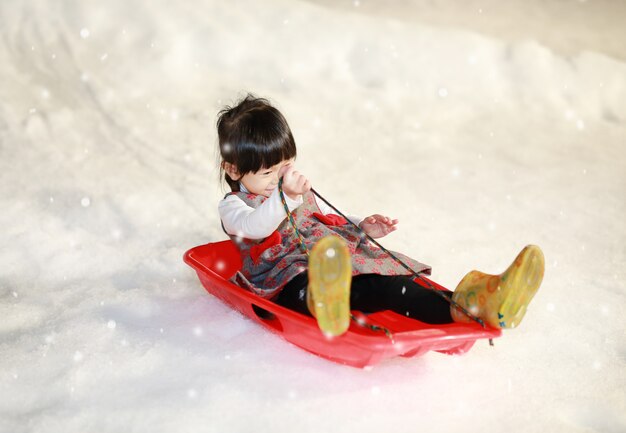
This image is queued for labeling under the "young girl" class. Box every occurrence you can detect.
[216,94,545,336]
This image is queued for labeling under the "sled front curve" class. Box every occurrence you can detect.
[183,240,501,368]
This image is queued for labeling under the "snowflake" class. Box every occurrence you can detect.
[73,351,84,362]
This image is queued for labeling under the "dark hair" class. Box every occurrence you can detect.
[217,94,297,192]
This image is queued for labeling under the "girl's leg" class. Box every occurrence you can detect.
[274,272,310,316]
[350,274,453,324]
[275,272,454,324]
[277,245,546,330]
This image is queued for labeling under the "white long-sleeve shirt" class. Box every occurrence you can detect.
[218,184,363,240]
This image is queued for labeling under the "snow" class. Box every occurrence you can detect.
[1,0,625,432]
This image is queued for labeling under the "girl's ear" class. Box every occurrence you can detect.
[223,162,240,180]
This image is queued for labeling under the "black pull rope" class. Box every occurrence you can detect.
[310,187,488,331]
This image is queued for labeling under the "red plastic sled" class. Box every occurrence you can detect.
[184,241,501,367]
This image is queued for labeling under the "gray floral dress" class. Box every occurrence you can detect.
[224,190,431,299]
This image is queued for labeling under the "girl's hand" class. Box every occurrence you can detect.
[359,214,398,239]
[280,165,311,200]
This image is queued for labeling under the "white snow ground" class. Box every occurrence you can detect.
[1,1,625,432]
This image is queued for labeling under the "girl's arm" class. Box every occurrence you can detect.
[314,197,398,238]
[219,189,302,240]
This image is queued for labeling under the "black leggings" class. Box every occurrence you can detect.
[274,272,454,324]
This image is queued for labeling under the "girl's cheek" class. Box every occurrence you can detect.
[279,161,294,177]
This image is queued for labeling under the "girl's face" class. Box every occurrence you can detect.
[233,158,295,197]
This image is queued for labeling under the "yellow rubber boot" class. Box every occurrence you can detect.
[451,245,545,329]
[307,236,352,337]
